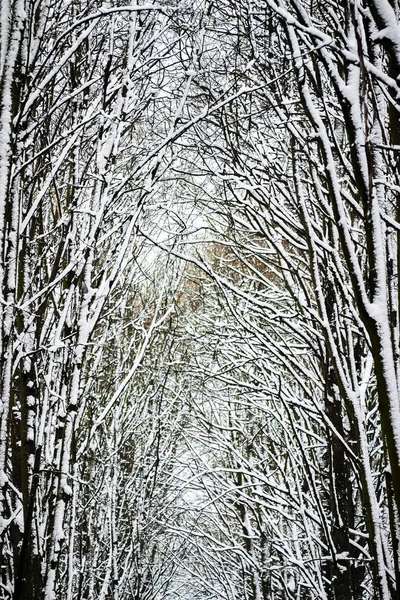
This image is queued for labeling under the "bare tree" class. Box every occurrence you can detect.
[0,2,197,598]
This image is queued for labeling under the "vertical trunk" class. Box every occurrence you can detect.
[323,367,352,600]
[322,271,352,600]
[0,2,27,595]
[322,275,365,600]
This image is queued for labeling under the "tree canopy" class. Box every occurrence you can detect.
[1,0,400,599]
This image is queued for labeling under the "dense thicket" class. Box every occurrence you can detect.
[1,0,400,599]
